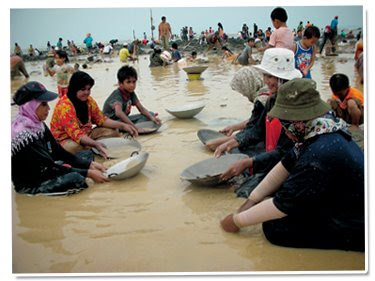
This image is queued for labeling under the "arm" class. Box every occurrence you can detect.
[291,42,297,53]
[114,103,136,126]
[251,130,294,173]
[219,120,248,136]
[135,100,161,124]
[347,99,362,126]
[233,198,286,228]
[101,118,138,136]
[47,126,91,169]
[214,138,240,158]
[304,46,317,74]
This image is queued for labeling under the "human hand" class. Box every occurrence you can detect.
[87,169,109,183]
[89,161,107,172]
[220,214,240,233]
[302,69,309,77]
[220,158,252,181]
[151,114,161,125]
[95,142,109,159]
[214,143,231,158]
[237,198,256,213]
[220,125,235,136]
[123,123,139,137]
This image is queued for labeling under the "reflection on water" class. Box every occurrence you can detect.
[12,52,365,273]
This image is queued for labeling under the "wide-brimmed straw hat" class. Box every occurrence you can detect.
[254,48,302,81]
[268,78,331,121]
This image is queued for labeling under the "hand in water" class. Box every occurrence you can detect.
[220,214,240,233]
[95,142,109,159]
[123,123,139,137]
[214,143,230,158]
[89,161,107,172]
[88,169,109,183]
[152,113,162,125]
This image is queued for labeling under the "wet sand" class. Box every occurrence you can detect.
[11,52,365,273]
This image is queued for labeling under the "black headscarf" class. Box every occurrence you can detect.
[67,71,95,124]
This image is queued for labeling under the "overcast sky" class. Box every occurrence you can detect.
[10,5,363,49]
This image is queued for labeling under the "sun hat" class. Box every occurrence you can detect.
[254,48,302,81]
[12,81,58,106]
[268,78,331,121]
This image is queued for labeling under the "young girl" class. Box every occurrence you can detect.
[47,50,75,97]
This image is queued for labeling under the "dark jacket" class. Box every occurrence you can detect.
[11,124,90,191]
[235,94,294,174]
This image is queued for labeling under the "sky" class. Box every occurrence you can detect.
[10,5,363,50]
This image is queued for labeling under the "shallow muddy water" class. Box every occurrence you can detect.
[11,51,365,273]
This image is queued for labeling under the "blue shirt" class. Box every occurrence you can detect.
[330,18,338,31]
[84,36,93,48]
[172,50,182,62]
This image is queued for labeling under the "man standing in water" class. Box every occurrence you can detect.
[158,16,172,50]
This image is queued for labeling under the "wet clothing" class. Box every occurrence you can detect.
[50,95,108,145]
[233,93,294,198]
[264,130,364,251]
[149,52,164,67]
[236,45,253,66]
[103,88,139,120]
[294,41,314,79]
[330,87,364,125]
[172,50,182,62]
[11,123,91,195]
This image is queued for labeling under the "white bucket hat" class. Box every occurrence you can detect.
[254,48,302,81]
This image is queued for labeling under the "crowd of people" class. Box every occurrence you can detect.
[10,7,365,253]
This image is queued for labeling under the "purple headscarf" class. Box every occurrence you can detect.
[11,99,45,154]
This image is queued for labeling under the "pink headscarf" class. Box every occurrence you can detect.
[11,100,45,153]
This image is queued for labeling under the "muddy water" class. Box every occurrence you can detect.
[11,52,365,273]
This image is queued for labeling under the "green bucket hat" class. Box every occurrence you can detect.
[268,78,331,121]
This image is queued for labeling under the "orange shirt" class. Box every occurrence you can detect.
[50,95,107,144]
[331,87,364,110]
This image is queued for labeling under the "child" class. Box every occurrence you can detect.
[47,50,75,97]
[236,38,256,65]
[171,42,182,62]
[328,73,364,127]
[119,43,132,63]
[102,65,161,133]
[221,46,238,64]
[28,44,35,58]
[259,7,294,51]
[187,51,198,62]
[292,26,320,78]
